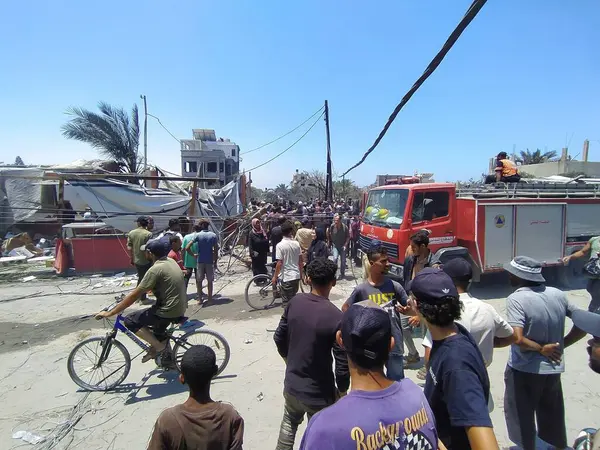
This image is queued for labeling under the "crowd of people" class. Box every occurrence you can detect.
[98,211,600,449]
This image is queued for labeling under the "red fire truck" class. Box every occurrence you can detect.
[359,181,600,287]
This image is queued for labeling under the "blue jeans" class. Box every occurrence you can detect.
[332,245,347,277]
[386,353,405,381]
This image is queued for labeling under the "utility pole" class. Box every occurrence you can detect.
[140,94,148,173]
[324,100,333,202]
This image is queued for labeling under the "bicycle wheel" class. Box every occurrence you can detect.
[245,274,275,310]
[172,329,230,376]
[67,337,131,391]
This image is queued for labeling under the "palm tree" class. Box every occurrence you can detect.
[61,102,141,173]
[274,183,291,201]
[516,148,558,165]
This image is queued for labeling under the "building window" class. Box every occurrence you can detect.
[219,162,224,173]
[231,148,236,157]
[411,191,450,223]
[185,161,197,173]
[206,162,218,173]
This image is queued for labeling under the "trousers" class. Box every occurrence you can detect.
[275,392,327,450]
[331,245,347,277]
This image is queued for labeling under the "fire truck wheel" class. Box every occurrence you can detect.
[558,248,588,290]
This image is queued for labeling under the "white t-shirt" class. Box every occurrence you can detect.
[422,292,514,367]
[276,237,301,282]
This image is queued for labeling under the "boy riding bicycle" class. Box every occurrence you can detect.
[96,236,187,362]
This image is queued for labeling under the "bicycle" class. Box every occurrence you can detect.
[244,262,305,310]
[67,301,231,391]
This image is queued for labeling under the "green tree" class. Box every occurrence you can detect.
[61,102,140,173]
[273,183,291,201]
[516,148,558,165]
[14,156,24,166]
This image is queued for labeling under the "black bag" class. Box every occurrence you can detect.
[583,257,600,278]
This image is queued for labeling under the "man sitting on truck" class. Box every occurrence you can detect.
[486,151,521,184]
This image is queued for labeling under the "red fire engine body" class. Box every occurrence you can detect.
[359,181,600,286]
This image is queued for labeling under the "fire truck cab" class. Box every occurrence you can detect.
[359,181,600,287]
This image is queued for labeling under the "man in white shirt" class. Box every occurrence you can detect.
[420,258,517,409]
[272,220,303,305]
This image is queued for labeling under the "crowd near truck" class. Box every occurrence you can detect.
[359,180,600,287]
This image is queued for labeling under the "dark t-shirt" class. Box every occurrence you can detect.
[271,226,283,251]
[273,293,350,407]
[424,323,492,450]
[147,402,244,450]
[345,279,408,356]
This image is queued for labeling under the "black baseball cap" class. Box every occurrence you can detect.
[140,236,170,258]
[410,267,458,304]
[442,258,472,280]
[341,302,391,366]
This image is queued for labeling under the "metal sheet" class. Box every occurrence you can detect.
[566,203,600,239]
[515,204,564,263]
[484,205,514,268]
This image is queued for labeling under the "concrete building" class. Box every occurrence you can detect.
[180,129,240,188]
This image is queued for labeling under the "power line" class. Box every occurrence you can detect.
[245,110,325,172]
[341,0,488,177]
[240,106,325,155]
[147,113,181,143]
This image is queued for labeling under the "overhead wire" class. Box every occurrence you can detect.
[240,106,325,155]
[341,0,488,177]
[146,113,181,143]
[245,110,325,173]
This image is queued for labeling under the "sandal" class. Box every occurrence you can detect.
[142,348,158,363]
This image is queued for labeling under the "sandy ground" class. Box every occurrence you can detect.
[0,261,598,450]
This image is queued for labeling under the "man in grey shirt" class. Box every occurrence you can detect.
[503,256,587,450]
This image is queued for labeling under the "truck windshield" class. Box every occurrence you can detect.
[363,189,409,229]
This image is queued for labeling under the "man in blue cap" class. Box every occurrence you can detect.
[411,267,499,450]
[96,236,187,362]
[300,302,442,450]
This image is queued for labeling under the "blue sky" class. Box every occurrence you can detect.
[0,0,598,188]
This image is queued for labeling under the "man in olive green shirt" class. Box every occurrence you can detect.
[564,236,600,313]
[127,216,153,301]
[97,237,187,362]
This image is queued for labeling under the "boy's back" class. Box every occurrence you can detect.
[148,402,244,450]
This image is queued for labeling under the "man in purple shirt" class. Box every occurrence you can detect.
[300,302,442,450]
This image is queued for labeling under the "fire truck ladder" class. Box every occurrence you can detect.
[457,181,600,199]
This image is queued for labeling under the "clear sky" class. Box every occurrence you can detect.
[0,0,598,188]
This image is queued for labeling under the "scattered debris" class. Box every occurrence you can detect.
[244,339,253,344]
[22,275,36,282]
[256,392,264,402]
[34,324,39,327]
[91,283,103,289]
[12,430,45,445]
[21,340,28,345]
[90,274,103,278]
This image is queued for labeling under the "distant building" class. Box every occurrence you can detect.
[180,129,240,188]
[291,169,309,187]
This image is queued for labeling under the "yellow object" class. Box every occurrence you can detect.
[365,206,373,215]
[377,208,389,219]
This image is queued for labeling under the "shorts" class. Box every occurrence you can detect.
[196,263,215,283]
[123,307,173,335]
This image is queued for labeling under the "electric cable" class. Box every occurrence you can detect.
[244,110,325,173]
[341,0,488,177]
[240,106,325,155]
[146,113,181,143]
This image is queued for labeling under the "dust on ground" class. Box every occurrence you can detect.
[0,260,598,449]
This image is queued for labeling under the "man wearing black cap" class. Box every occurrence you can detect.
[503,256,587,450]
[343,245,410,381]
[300,301,442,450]
[127,216,153,301]
[96,236,187,362]
[411,267,499,450]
